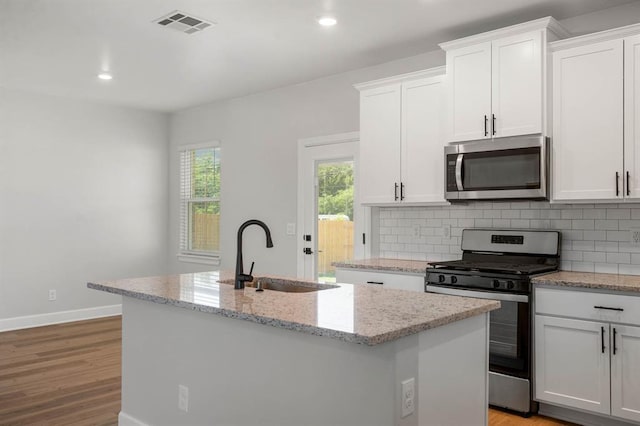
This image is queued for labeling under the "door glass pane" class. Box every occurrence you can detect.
[463,147,540,191]
[317,161,354,283]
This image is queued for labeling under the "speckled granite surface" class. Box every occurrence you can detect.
[332,258,431,274]
[533,271,640,293]
[88,271,499,345]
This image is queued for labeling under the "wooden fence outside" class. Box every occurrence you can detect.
[317,220,354,276]
[192,213,220,251]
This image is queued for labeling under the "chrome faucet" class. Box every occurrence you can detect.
[235,220,274,289]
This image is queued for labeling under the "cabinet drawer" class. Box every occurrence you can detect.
[335,268,424,292]
[535,287,640,326]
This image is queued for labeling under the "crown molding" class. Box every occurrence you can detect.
[354,66,445,91]
[439,16,571,51]
[549,22,640,52]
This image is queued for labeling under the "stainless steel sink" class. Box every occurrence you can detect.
[221,277,338,293]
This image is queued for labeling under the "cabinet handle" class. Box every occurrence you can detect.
[613,328,618,355]
[616,172,620,197]
[484,115,488,137]
[400,182,405,200]
[366,281,384,285]
[492,114,496,136]
[394,182,399,201]
[594,305,624,312]
[627,171,631,196]
[601,326,606,354]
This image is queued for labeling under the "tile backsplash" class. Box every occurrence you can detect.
[378,201,640,275]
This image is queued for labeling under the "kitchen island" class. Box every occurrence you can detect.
[88,271,499,426]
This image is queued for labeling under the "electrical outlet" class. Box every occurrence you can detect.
[286,223,296,236]
[48,289,56,301]
[631,229,640,246]
[178,384,189,412]
[401,378,415,418]
[442,224,451,238]
[412,224,421,237]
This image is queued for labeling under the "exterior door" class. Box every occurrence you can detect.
[535,315,611,415]
[297,133,367,281]
[552,39,624,201]
[611,324,640,422]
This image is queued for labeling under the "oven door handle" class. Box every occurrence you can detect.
[455,154,464,191]
[426,285,529,303]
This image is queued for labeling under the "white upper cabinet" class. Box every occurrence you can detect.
[551,24,640,202]
[356,68,447,205]
[440,18,569,143]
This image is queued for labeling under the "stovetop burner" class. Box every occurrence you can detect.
[428,260,557,275]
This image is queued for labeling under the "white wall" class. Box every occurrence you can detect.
[0,88,169,323]
[168,50,445,275]
[168,1,640,277]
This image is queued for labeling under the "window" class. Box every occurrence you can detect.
[179,143,220,262]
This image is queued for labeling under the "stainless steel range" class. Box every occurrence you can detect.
[425,229,560,416]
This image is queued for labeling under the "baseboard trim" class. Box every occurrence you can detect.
[539,403,638,426]
[0,304,122,332]
[118,411,148,426]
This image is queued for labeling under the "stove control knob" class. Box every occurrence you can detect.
[438,275,446,283]
[451,276,458,284]
[507,281,515,290]
[492,280,501,289]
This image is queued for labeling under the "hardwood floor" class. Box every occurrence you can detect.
[0,316,576,426]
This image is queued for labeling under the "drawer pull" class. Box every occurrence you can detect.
[594,305,624,312]
[601,326,605,354]
[366,281,384,285]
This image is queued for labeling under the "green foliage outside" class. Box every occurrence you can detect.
[192,148,220,214]
[317,162,353,220]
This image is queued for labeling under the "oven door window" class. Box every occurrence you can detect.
[489,299,530,378]
[462,147,540,191]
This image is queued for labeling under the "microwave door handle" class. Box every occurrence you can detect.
[455,154,464,191]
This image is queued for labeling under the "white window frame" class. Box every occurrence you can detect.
[177,141,221,266]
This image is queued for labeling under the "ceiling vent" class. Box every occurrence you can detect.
[154,10,215,34]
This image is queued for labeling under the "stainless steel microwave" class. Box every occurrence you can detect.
[445,135,548,201]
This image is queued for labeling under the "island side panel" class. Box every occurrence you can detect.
[119,297,399,426]
[417,313,489,426]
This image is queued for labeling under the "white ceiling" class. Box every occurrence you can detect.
[0,0,637,112]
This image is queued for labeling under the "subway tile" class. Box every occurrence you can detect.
[420,210,435,219]
[457,218,475,227]
[572,262,595,272]
[573,240,595,251]
[511,219,531,229]
[451,227,463,237]
[562,230,584,241]
[530,201,551,209]
[607,209,630,220]
[595,241,619,252]
[619,242,640,253]
[595,220,618,230]
[583,251,606,262]
[435,245,451,253]
[572,220,595,230]
[379,209,391,219]
[391,210,405,219]
[539,210,562,219]
[631,209,640,220]
[420,227,435,236]
[583,209,606,219]
[607,252,631,264]
[475,219,493,228]
[530,220,551,229]
[483,210,502,219]
[618,220,640,230]
[618,264,640,275]
[560,260,572,271]
[493,219,511,228]
[492,202,512,210]
[501,210,520,219]
[550,219,571,229]
[563,250,583,261]
[521,210,541,219]
[426,219,443,227]
[632,253,640,264]
[561,209,583,219]
[511,202,530,209]
[450,210,466,219]
[595,263,619,274]
[426,237,442,245]
[433,210,451,219]
[607,230,629,242]
[583,230,607,241]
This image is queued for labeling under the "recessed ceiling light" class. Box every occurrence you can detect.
[98,72,113,81]
[318,16,337,27]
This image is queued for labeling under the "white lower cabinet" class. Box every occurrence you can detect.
[335,268,424,292]
[535,287,640,424]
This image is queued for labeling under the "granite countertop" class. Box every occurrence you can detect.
[332,258,431,274]
[532,271,640,293]
[88,271,499,346]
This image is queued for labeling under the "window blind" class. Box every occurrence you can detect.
[179,144,220,257]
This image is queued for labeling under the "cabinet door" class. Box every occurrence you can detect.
[335,269,424,292]
[625,35,640,199]
[401,75,446,203]
[611,324,640,422]
[492,31,542,138]
[446,42,492,142]
[359,84,402,204]
[535,315,611,415]
[552,39,624,201]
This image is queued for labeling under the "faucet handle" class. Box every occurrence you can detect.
[249,261,255,276]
